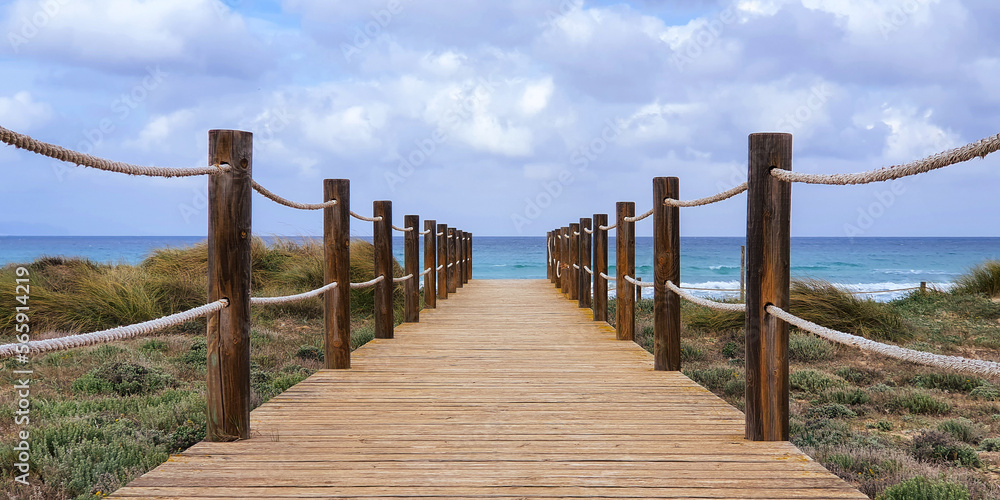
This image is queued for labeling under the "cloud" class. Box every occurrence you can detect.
[0,91,52,130]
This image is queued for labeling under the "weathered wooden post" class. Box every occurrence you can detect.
[207,129,252,441]
[456,229,465,289]
[324,179,351,369]
[560,227,570,295]
[553,229,562,289]
[579,218,592,309]
[373,200,394,339]
[740,245,746,302]
[920,281,927,293]
[462,231,470,284]
[547,231,553,282]
[745,132,792,442]
[593,214,609,322]
[568,223,580,301]
[466,233,473,280]
[404,215,419,322]
[654,177,681,371]
[447,228,458,293]
[616,202,635,341]
[424,219,437,309]
[437,224,448,300]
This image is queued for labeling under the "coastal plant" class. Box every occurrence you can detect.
[789,279,909,342]
[953,260,1000,298]
[912,431,982,468]
[788,332,834,362]
[790,369,841,393]
[937,418,986,445]
[890,390,951,415]
[876,476,969,500]
[911,373,987,394]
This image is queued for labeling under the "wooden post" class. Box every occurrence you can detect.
[553,229,562,289]
[404,215,419,323]
[373,201,393,339]
[547,231,553,282]
[654,177,681,371]
[466,233,473,280]
[740,245,746,302]
[323,179,351,370]
[424,219,437,309]
[745,132,792,442]
[636,277,643,303]
[593,214,609,322]
[437,224,448,300]
[206,129,252,441]
[579,218,592,309]
[447,228,458,293]
[462,231,470,284]
[455,230,464,289]
[920,281,927,293]
[616,202,635,341]
[560,227,570,295]
[568,223,580,301]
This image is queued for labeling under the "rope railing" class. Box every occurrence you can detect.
[350,275,385,289]
[350,211,383,222]
[583,265,594,275]
[392,274,413,283]
[623,275,654,287]
[623,209,653,223]
[0,300,229,359]
[767,305,1000,377]
[420,229,432,236]
[0,124,228,178]
[437,265,444,271]
[420,267,434,277]
[392,224,413,232]
[771,133,1000,185]
[665,182,748,207]
[584,227,594,234]
[599,272,615,281]
[250,180,338,210]
[666,281,746,312]
[599,223,616,231]
[572,264,580,270]
[249,282,339,305]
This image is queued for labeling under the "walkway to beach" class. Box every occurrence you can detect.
[111,280,865,499]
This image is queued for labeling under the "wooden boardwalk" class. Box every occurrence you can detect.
[112,280,866,499]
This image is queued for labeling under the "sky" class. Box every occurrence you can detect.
[0,0,998,237]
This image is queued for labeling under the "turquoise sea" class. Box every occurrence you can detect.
[2,236,1000,300]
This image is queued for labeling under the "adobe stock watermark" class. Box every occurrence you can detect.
[51,66,168,182]
[879,0,934,40]
[384,76,500,192]
[178,107,292,223]
[7,0,71,53]
[843,181,907,238]
[510,118,626,233]
[341,0,404,62]
[775,84,832,132]
[670,6,737,73]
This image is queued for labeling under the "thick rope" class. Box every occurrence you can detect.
[599,272,616,281]
[437,265,445,271]
[584,227,594,234]
[846,286,923,295]
[0,300,228,359]
[667,281,746,312]
[624,275,655,287]
[420,229,432,236]
[350,275,385,289]
[681,286,742,292]
[665,182,748,207]
[447,263,454,268]
[250,180,338,210]
[573,231,581,236]
[556,262,562,278]
[392,225,414,232]
[350,211,383,222]
[420,267,433,277]
[0,125,226,178]
[250,282,338,305]
[772,133,1000,185]
[572,264,580,270]
[392,274,413,283]
[624,208,653,223]
[767,305,1000,377]
[583,265,594,275]
[599,223,616,231]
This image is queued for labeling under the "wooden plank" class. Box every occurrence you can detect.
[111,280,865,500]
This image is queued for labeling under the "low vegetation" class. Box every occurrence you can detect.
[0,237,405,499]
[626,264,1000,499]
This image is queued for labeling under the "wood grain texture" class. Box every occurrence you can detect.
[615,202,635,341]
[568,223,580,301]
[424,219,437,309]
[206,129,252,441]
[447,228,458,294]
[404,215,419,322]
[437,224,448,300]
[593,214,609,323]
[323,179,351,369]
[112,280,864,499]
[373,201,393,339]
[654,177,680,371]
[579,218,592,310]
[745,133,792,441]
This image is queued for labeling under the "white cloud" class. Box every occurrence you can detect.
[518,77,554,116]
[0,92,52,130]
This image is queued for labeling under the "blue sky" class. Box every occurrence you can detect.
[0,0,997,237]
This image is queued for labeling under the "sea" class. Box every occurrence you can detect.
[2,236,999,301]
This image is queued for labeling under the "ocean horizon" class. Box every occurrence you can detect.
[3,235,999,301]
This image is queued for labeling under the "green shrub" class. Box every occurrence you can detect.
[685,367,742,393]
[295,345,324,361]
[835,366,881,386]
[789,279,909,342]
[790,369,840,393]
[788,332,834,362]
[969,384,1000,401]
[792,418,854,448]
[680,341,704,361]
[890,391,950,415]
[179,338,207,365]
[685,306,743,332]
[937,418,985,445]
[911,373,986,393]
[721,341,741,359]
[139,339,168,354]
[876,420,893,432]
[820,388,871,406]
[806,403,857,420]
[953,260,1000,298]
[912,431,982,467]
[71,362,174,396]
[876,476,969,500]
[978,437,1000,452]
